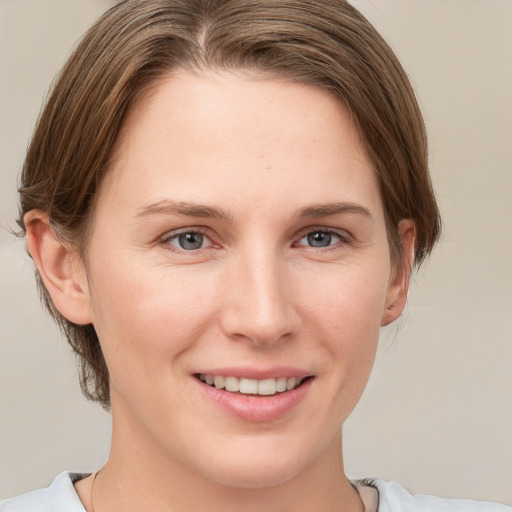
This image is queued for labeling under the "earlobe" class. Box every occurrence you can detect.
[24,210,93,325]
[381,220,416,327]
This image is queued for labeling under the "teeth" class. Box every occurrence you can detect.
[287,377,303,390]
[239,378,258,394]
[224,376,240,392]
[258,378,277,395]
[276,377,287,392]
[198,374,306,395]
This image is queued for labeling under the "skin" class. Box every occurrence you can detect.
[25,71,414,512]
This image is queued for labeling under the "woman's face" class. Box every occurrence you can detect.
[80,71,410,487]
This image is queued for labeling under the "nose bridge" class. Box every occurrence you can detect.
[221,244,295,345]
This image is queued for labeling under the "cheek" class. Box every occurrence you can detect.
[86,253,221,377]
[303,259,390,335]
[305,262,389,389]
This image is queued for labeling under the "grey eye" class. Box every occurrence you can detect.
[306,231,335,247]
[176,232,205,250]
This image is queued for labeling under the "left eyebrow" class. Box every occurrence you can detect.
[135,200,232,221]
[296,202,373,220]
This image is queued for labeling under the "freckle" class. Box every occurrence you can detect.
[266,165,271,170]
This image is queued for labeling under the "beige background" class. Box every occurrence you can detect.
[1,0,511,504]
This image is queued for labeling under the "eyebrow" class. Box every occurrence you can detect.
[135,200,232,221]
[135,200,372,222]
[297,202,372,220]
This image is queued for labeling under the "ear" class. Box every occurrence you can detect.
[381,219,416,327]
[24,210,93,325]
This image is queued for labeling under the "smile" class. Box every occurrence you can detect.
[194,371,315,422]
[197,374,307,395]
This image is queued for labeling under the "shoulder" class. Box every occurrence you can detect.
[0,472,87,512]
[366,478,512,512]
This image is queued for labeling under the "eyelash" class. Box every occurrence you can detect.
[159,227,351,253]
[294,228,351,251]
[159,228,214,252]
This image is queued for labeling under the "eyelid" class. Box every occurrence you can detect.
[156,225,352,251]
[159,227,218,251]
[293,227,353,248]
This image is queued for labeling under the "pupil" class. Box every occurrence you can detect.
[308,232,331,247]
[179,233,203,250]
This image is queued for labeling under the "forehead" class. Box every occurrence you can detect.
[98,70,382,221]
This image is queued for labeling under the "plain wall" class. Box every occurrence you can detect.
[1,0,511,504]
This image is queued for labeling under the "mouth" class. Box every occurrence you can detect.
[193,371,315,422]
[195,374,311,396]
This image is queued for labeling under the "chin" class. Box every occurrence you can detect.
[203,459,303,490]
[189,435,323,490]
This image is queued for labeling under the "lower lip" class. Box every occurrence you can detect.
[194,377,314,423]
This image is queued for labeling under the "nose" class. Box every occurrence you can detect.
[219,249,299,347]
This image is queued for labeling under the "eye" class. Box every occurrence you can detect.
[296,230,346,248]
[162,230,214,251]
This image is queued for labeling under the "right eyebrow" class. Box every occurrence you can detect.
[296,202,373,221]
[135,200,233,221]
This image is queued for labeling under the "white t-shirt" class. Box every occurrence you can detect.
[0,472,510,511]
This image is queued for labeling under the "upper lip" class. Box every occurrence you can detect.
[193,366,313,380]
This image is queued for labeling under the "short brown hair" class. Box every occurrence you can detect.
[18,0,441,409]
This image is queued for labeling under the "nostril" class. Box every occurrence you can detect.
[217,267,298,346]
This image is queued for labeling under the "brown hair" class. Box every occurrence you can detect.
[18,0,441,409]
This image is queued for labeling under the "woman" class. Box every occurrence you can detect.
[1,1,510,511]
